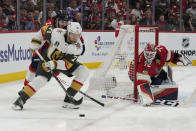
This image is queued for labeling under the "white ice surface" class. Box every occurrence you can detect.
[1,67,196,131]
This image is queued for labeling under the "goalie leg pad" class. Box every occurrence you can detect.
[137,83,154,106]
[152,85,178,100]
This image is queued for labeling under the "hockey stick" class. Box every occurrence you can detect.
[35,50,104,107]
[102,94,181,107]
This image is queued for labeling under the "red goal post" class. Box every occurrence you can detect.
[133,25,159,101]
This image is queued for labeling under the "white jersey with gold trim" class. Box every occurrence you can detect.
[48,28,83,60]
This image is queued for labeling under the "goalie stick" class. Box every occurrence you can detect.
[35,50,104,107]
[102,95,181,107]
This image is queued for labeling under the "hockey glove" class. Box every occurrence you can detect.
[42,60,57,72]
[179,54,192,66]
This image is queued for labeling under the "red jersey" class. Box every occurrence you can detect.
[129,45,178,85]
[44,19,55,26]
[137,45,169,77]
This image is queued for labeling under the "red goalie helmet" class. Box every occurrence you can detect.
[144,43,156,64]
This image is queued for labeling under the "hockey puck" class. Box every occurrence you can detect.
[79,114,85,117]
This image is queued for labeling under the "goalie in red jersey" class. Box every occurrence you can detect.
[128,43,192,106]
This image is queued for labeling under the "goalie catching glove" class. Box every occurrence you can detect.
[178,54,192,66]
[174,52,192,66]
[42,60,57,72]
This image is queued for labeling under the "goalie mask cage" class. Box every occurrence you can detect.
[87,25,159,102]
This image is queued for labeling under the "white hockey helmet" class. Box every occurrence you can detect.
[67,22,82,35]
[144,43,156,64]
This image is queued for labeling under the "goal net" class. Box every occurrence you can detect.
[87,25,159,102]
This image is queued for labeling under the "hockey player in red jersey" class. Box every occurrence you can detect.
[128,43,192,106]
[45,11,69,28]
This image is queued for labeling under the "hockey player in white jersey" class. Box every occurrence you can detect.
[12,22,89,110]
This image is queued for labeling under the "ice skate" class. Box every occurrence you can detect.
[12,97,24,110]
[62,95,83,109]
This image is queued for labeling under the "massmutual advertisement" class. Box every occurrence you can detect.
[0,33,33,75]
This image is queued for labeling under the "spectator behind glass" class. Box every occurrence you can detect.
[89,1,102,29]
[182,0,188,13]
[105,1,117,20]
[144,4,152,12]
[108,0,119,13]
[2,0,15,16]
[130,2,143,21]
[48,3,56,18]
[187,0,194,8]
[90,15,101,30]
[183,13,195,31]
[111,13,124,29]
[156,14,167,31]
[128,14,139,25]
[144,0,152,10]
[73,12,81,23]
[25,10,35,30]
[26,0,35,11]
[33,9,41,30]
[38,3,56,25]
[139,10,153,25]
[169,0,177,7]
[90,0,102,13]
[116,0,127,21]
[0,6,8,31]
[46,10,53,20]
[186,1,196,19]
[171,3,180,19]
[20,7,27,30]
[66,0,79,21]
[81,1,91,29]
[167,11,180,31]
[155,0,169,21]
[3,0,15,30]
[104,17,113,30]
